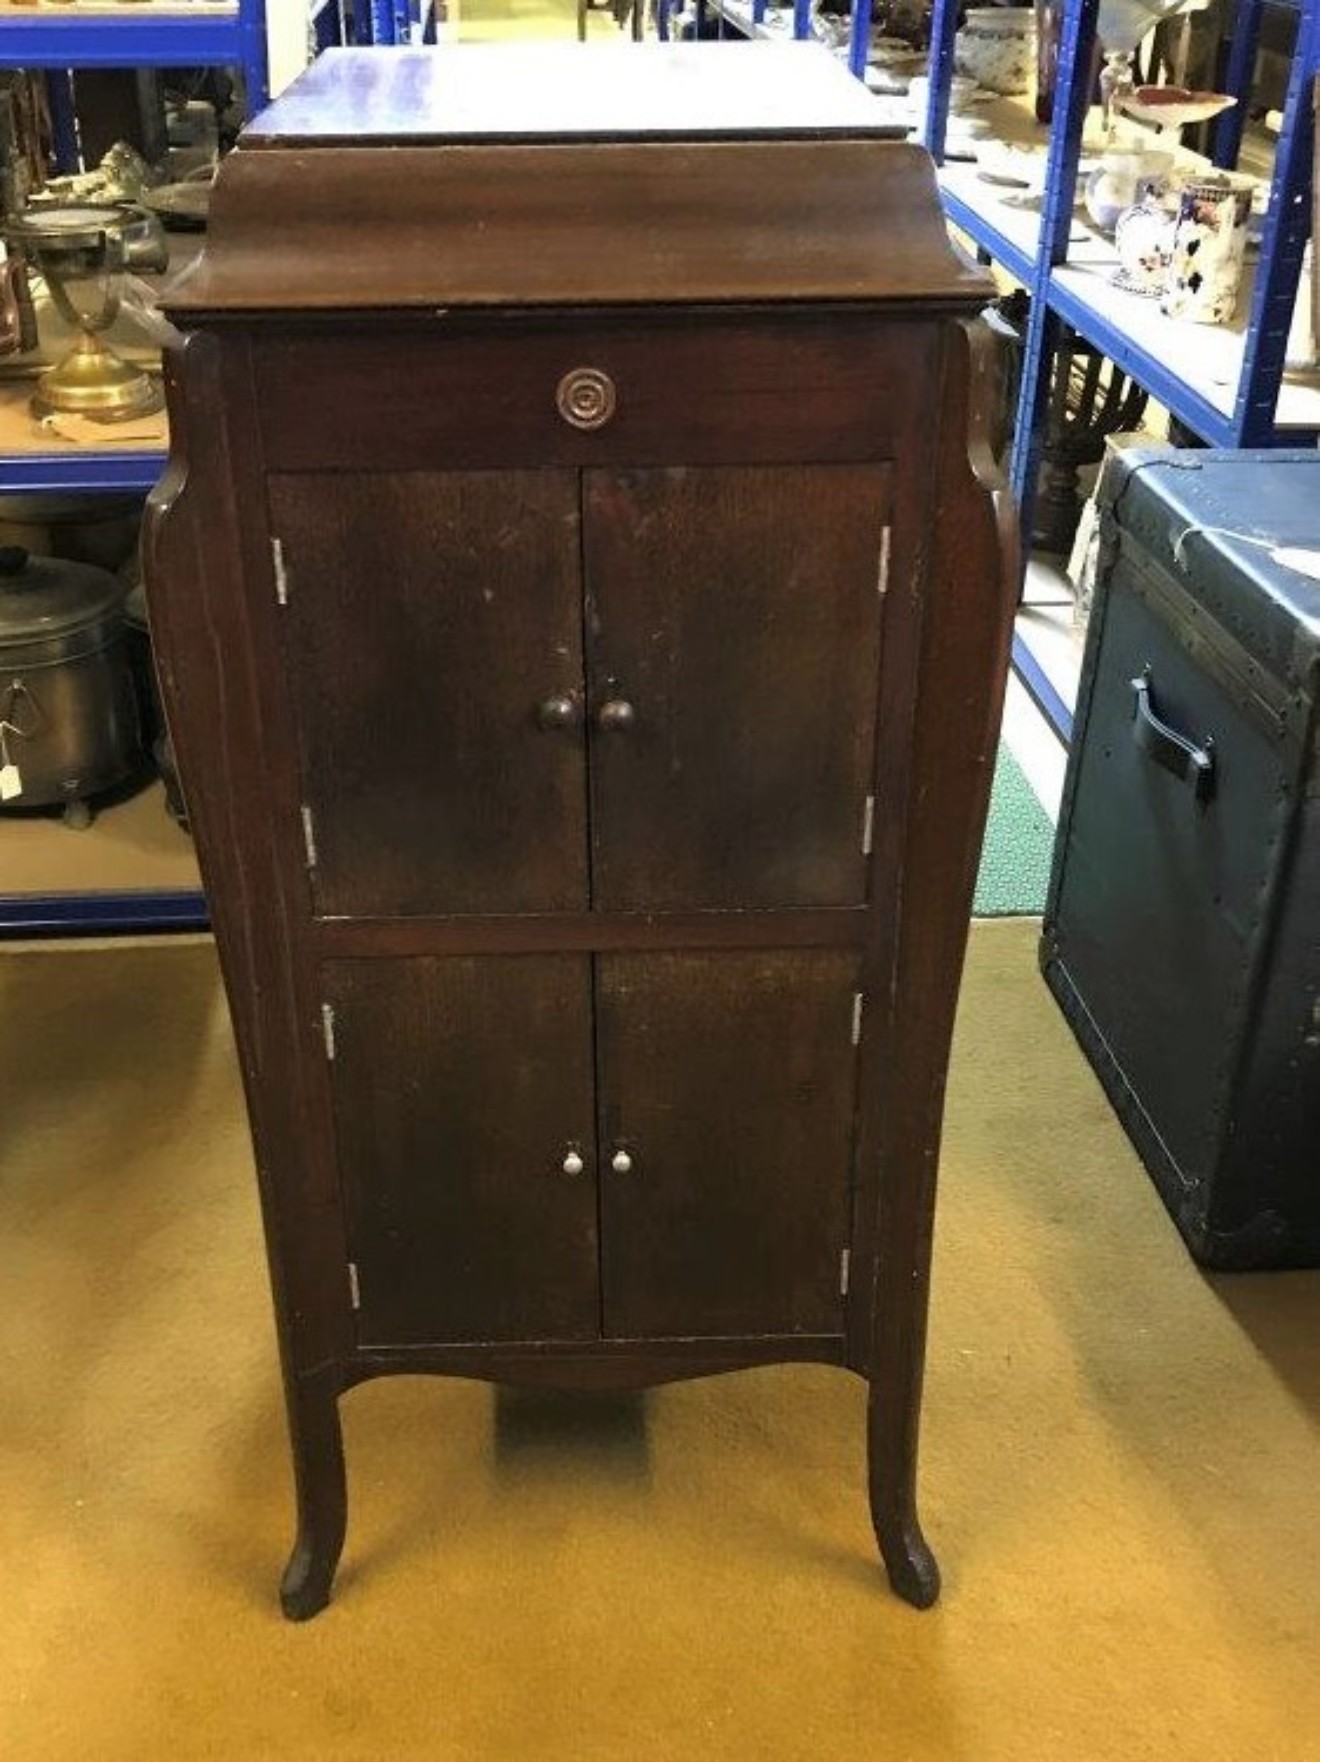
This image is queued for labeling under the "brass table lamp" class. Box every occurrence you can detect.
[3,205,161,420]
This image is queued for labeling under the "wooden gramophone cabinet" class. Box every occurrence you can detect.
[145,42,1015,1618]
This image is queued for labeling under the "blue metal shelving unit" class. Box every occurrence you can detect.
[0,888,212,938]
[1,10,438,937]
[3,6,1313,918]
[930,0,1317,742]
[0,450,167,495]
[922,0,1319,532]
[311,0,432,53]
[0,1,276,935]
[716,0,1317,746]
[0,7,268,98]
[0,0,271,496]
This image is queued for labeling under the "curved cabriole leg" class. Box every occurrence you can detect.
[278,1370,347,1621]
[867,1383,941,1610]
[859,317,1017,1615]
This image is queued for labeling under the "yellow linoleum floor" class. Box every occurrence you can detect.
[454,0,629,42]
[3,920,1319,1760]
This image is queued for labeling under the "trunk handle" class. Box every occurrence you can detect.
[1131,668,1216,802]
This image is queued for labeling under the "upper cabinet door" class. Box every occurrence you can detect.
[583,464,890,911]
[270,471,588,918]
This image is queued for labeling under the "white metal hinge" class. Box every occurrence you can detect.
[861,794,875,857]
[321,1001,337,1061]
[851,992,864,1047]
[877,527,891,599]
[271,537,289,605]
[839,1248,851,1297]
[300,803,318,870]
[347,1261,361,1311]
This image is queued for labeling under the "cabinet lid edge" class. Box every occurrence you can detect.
[163,139,991,317]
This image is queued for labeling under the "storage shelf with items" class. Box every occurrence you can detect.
[0,484,204,932]
[916,0,1316,738]
[699,0,950,112]
[0,1,269,177]
[0,7,439,937]
[704,0,1317,737]
[0,8,276,936]
[920,0,1319,522]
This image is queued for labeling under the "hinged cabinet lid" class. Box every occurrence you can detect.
[244,39,898,147]
[163,43,991,318]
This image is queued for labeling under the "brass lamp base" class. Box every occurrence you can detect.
[32,334,162,421]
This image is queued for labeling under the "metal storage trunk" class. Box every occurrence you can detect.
[1040,448,1320,1269]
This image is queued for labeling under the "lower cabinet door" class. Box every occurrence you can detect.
[594,950,861,1340]
[325,955,600,1347]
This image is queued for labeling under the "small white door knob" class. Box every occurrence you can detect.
[611,1149,633,1175]
[562,1150,585,1177]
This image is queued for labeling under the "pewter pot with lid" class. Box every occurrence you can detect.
[0,543,143,826]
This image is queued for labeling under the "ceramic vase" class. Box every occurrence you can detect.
[955,6,1035,96]
[1112,193,1178,296]
[1084,146,1174,233]
[1160,175,1254,326]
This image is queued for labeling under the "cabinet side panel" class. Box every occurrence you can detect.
[585,463,890,910]
[269,470,588,918]
[861,318,1017,1494]
[596,949,860,1339]
[144,332,354,1381]
[325,955,600,1346]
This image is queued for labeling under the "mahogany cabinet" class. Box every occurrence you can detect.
[144,41,1017,1619]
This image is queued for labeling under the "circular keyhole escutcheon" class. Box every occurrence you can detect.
[556,367,616,431]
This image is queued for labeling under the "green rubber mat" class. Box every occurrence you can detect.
[973,744,1057,918]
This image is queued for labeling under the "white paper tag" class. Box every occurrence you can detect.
[1271,547,1320,584]
[0,762,22,801]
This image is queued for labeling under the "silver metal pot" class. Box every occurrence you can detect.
[122,567,189,833]
[0,543,143,827]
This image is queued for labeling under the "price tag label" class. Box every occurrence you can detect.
[1273,547,1320,584]
[0,763,22,802]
